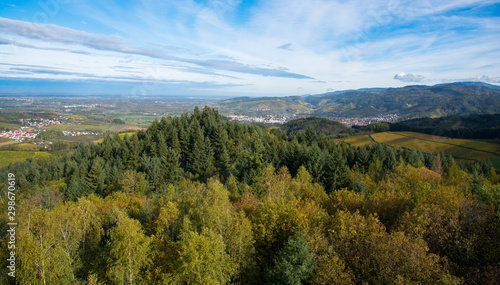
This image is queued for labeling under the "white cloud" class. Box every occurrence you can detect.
[0,17,314,80]
[394,72,425,82]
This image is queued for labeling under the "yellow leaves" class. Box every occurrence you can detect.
[298,200,329,233]
[17,202,81,284]
[156,201,180,240]
[373,231,442,284]
[326,188,365,215]
[118,170,148,194]
[107,208,151,285]
[329,210,447,284]
[256,164,293,201]
[422,184,469,214]
[291,180,328,204]
[176,227,236,285]
[295,165,313,184]
[106,191,146,217]
[233,192,259,217]
[312,253,354,285]
[252,199,307,259]
[415,167,442,184]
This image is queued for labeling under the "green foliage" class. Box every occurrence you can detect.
[175,222,236,285]
[475,184,500,210]
[267,231,316,285]
[106,208,151,285]
[36,129,65,140]
[1,106,499,284]
[17,207,74,284]
[85,157,106,195]
[367,122,390,132]
[281,117,351,139]
[118,170,149,194]
[330,211,447,284]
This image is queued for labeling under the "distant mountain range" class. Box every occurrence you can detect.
[220,82,500,119]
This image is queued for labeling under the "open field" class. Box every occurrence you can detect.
[0,141,20,148]
[341,134,374,146]
[0,138,17,147]
[120,115,163,124]
[46,122,144,133]
[46,124,103,131]
[0,122,20,130]
[0,151,51,167]
[53,135,105,143]
[342,131,500,168]
[93,132,138,143]
[0,142,40,151]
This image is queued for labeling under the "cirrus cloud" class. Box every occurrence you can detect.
[0,17,313,80]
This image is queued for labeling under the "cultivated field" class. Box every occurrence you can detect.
[341,131,500,167]
[341,134,374,146]
[0,122,20,130]
[93,132,138,143]
[0,151,51,167]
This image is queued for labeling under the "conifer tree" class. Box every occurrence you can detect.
[268,231,316,285]
[188,120,208,176]
[86,158,106,195]
[162,147,182,184]
[321,151,350,193]
[305,143,323,181]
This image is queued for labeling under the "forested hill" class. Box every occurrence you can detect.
[1,107,499,284]
[221,83,500,119]
[220,95,312,115]
[280,117,353,137]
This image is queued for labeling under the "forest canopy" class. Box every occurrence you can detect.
[0,106,499,284]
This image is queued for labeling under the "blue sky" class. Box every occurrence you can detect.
[0,0,499,96]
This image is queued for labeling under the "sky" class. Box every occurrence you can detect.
[0,0,499,97]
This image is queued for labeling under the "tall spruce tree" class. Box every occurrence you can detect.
[86,158,106,195]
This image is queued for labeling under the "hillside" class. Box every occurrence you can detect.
[219,96,311,115]
[221,83,500,119]
[280,117,352,136]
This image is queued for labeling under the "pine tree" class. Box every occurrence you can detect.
[212,121,231,174]
[162,147,182,184]
[188,119,207,176]
[194,105,202,117]
[170,127,181,154]
[156,132,168,157]
[66,173,87,200]
[267,231,316,285]
[321,151,350,193]
[383,148,397,172]
[86,158,106,195]
[305,142,323,181]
